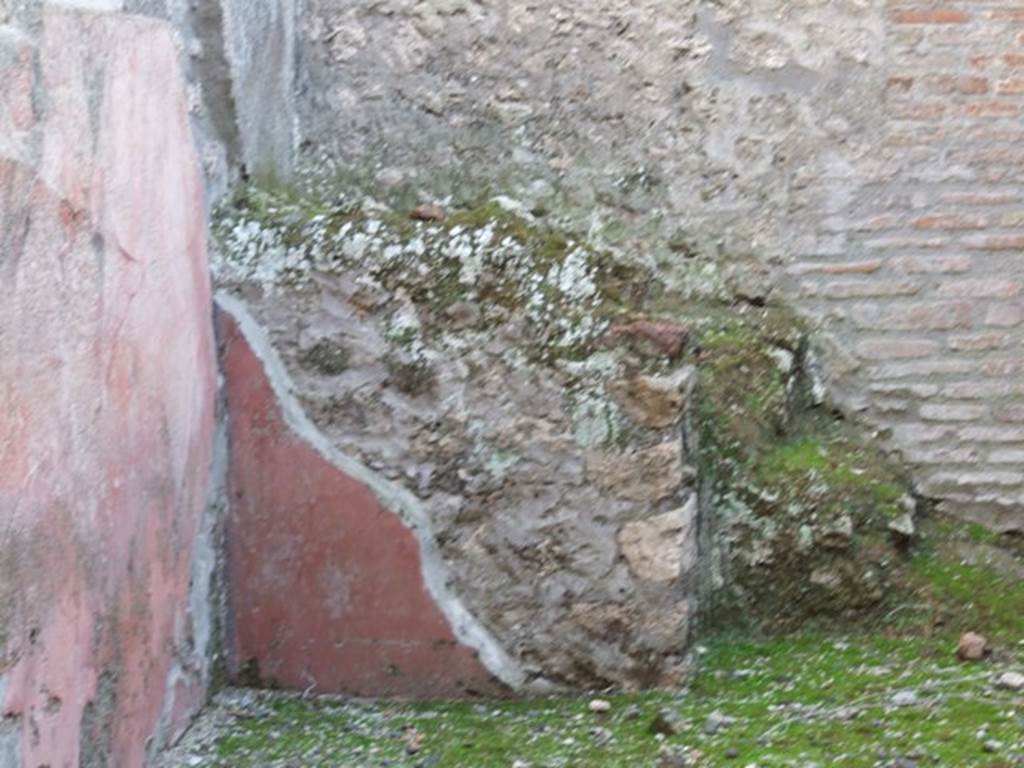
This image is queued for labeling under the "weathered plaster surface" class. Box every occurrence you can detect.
[218,0,297,183]
[216,295,524,697]
[0,8,216,764]
[2,0,298,200]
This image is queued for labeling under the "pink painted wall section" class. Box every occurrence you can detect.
[217,311,504,698]
[0,8,216,767]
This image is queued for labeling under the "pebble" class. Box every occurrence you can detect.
[588,699,611,714]
[887,512,915,538]
[703,710,737,734]
[590,726,614,747]
[957,631,988,661]
[657,745,698,768]
[648,708,685,736]
[891,690,918,708]
[995,671,1024,691]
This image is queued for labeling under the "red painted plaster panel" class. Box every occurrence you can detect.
[0,8,215,766]
[218,312,502,698]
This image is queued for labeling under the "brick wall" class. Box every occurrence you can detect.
[793,2,1024,530]
[298,0,1022,530]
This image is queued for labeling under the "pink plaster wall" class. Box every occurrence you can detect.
[0,8,216,766]
[217,312,503,698]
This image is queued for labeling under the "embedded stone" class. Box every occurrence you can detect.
[605,319,689,358]
[587,441,689,502]
[817,514,854,550]
[410,203,446,221]
[617,498,697,582]
[810,567,843,591]
[888,512,916,538]
[608,368,695,429]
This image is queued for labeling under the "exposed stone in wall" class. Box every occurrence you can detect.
[0,8,218,764]
[690,309,918,630]
[295,0,1024,531]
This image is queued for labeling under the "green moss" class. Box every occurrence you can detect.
[683,306,917,632]
[906,518,1024,644]
[752,437,906,521]
[218,186,644,364]
[202,630,1023,767]
[757,436,830,476]
[446,201,530,236]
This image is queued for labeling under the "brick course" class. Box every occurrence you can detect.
[794,0,1024,528]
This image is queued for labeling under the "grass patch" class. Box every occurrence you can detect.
[181,630,1023,767]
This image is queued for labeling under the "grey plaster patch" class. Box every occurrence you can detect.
[0,675,20,768]
[43,0,122,11]
[220,0,297,181]
[148,399,230,758]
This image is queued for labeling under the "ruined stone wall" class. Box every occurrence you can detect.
[211,200,704,693]
[297,0,1024,531]
[0,8,219,765]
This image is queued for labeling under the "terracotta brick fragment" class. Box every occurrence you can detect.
[985,303,1024,327]
[894,255,971,274]
[912,214,987,230]
[964,234,1024,251]
[892,9,969,24]
[998,78,1024,94]
[857,338,940,360]
[920,403,988,422]
[604,319,689,358]
[989,8,1024,21]
[963,101,1021,117]
[947,333,1010,351]
[788,260,882,275]
[937,279,1021,298]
